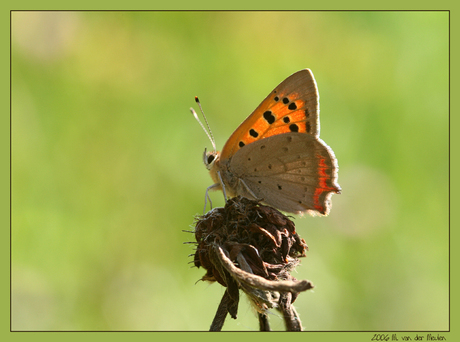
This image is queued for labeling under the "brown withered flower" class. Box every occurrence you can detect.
[191,196,313,331]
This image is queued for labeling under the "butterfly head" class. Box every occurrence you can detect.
[203,148,220,171]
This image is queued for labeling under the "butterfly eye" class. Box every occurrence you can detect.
[203,149,218,170]
[203,149,212,167]
[207,154,215,164]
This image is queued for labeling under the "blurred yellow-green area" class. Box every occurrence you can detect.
[11,11,448,331]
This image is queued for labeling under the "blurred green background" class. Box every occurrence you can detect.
[11,11,448,331]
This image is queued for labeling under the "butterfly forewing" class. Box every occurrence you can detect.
[220,69,319,161]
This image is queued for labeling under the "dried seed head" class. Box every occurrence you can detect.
[191,196,313,331]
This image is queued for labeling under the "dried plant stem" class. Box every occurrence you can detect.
[279,292,303,331]
[210,290,238,331]
[258,313,271,331]
[215,245,313,293]
[210,244,311,331]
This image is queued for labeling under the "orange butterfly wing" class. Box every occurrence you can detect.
[220,69,320,161]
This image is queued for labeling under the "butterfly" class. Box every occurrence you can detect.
[192,69,341,215]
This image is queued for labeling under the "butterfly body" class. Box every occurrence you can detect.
[202,69,340,215]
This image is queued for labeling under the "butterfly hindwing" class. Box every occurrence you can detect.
[223,132,340,214]
[220,69,319,161]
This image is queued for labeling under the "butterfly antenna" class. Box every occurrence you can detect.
[190,96,217,151]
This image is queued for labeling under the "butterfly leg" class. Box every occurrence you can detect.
[203,191,213,214]
[203,172,228,214]
[204,183,220,214]
[204,185,214,214]
[217,171,228,202]
[239,178,261,201]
